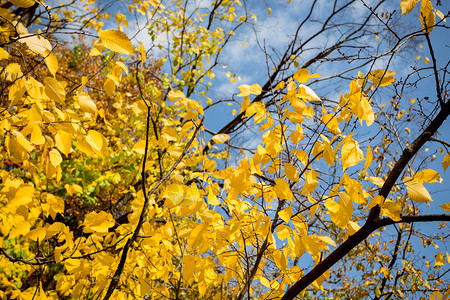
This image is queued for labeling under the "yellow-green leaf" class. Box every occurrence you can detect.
[404,177,433,202]
[98,30,133,55]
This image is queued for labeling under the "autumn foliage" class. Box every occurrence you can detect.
[1,0,449,299]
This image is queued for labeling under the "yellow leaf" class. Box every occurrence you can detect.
[46,194,64,219]
[86,130,107,157]
[367,195,384,210]
[10,130,34,153]
[44,77,65,104]
[322,114,341,133]
[30,123,45,145]
[276,225,291,241]
[20,34,52,55]
[207,188,220,205]
[381,199,402,221]
[89,47,102,56]
[10,0,36,8]
[367,176,385,187]
[318,235,336,248]
[284,163,299,182]
[237,84,251,97]
[24,227,47,241]
[341,138,364,171]
[49,148,63,167]
[77,92,97,114]
[274,81,285,90]
[413,169,441,183]
[400,0,416,15]
[162,184,184,208]
[9,221,31,239]
[435,251,445,268]
[0,47,10,60]
[273,178,293,200]
[83,211,115,234]
[293,68,320,83]
[297,84,321,102]
[139,41,146,62]
[404,177,433,202]
[278,206,292,223]
[363,144,373,173]
[439,203,450,212]
[55,130,72,156]
[239,96,250,114]
[65,184,83,196]
[98,30,133,55]
[211,133,230,144]
[442,153,450,171]
[420,0,435,33]
[44,50,58,77]
[249,83,262,95]
[434,9,446,22]
[259,277,271,288]
[132,140,146,154]
[168,89,186,101]
[368,70,396,87]
[46,222,66,237]
[301,170,318,194]
[104,77,117,97]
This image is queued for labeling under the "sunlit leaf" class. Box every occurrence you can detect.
[98,30,133,55]
[10,0,36,8]
[420,0,435,33]
[404,177,433,202]
[211,133,230,144]
[400,0,416,15]
[44,77,65,104]
[44,50,58,77]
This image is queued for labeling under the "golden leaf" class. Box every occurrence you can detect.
[400,0,416,15]
[10,0,36,8]
[98,30,133,55]
[44,50,58,77]
[341,138,364,171]
[404,177,433,202]
[44,77,65,104]
[55,130,72,156]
